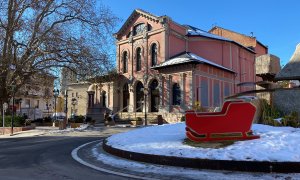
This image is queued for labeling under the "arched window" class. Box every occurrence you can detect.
[122,51,128,73]
[147,24,152,31]
[136,47,142,71]
[151,44,158,66]
[172,83,181,105]
[133,23,145,36]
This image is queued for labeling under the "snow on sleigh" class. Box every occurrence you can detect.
[185,99,260,142]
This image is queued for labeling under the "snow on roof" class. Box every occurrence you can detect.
[185,25,231,41]
[152,52,235,73]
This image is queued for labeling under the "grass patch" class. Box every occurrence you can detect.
[183,138,235,148]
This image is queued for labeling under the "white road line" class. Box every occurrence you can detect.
[71,140,158,180]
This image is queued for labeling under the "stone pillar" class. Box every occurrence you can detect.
[166,75,172,112]
[180,73,186,110]
[107,84,110,108]
[158,74,163,112]
[128,85,134,112]
[189,71,194,109]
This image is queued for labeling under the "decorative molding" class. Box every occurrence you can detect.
[143,27,148,39]
[133,39,144,48]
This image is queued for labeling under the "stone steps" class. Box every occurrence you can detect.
[117,112,160,124]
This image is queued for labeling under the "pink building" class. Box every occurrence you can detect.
[86,9,258,122]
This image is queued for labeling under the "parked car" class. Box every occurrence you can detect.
[52,112,66,121]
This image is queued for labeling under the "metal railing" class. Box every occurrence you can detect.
[134,106,143,119]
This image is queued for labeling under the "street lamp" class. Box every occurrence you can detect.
[10,85,16,136]
[143,87,149,126]
[2,102,8,135]
[53,89,59,122]
[143,74,149,126]
[64,90,68,120]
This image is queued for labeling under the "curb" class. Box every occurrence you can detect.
[102,139,300,173]
[71,140,157,180]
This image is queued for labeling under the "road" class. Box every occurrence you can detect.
[0,129,130,180]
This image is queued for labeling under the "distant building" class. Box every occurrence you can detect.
[60,67,77,94]
[66,81,91,118]
[15,73,56,120]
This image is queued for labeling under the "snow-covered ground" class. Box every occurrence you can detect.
[91,142,300,180]
[107,123,300,162]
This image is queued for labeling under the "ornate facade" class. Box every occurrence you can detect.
[78,9,260,122]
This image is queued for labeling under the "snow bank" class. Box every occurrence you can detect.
[107,123,300,162]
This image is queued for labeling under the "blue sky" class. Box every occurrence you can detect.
[102,0,300,66]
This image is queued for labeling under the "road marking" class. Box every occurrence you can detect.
[71,140,157,180]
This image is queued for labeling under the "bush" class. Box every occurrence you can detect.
[32,118,43,123]
[136,117,143,121]
[282,111,299,128]
[260,99,282,123]
[75,115,85,123]
[180,116,186,122]
[0,116,26,127]
[260,99,300,128]
[44,116,52,123]
[69,115,85,123]
[85,116,92,123]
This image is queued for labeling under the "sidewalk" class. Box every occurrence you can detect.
[0,126,59,138]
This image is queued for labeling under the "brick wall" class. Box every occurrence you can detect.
[210,27,256,48]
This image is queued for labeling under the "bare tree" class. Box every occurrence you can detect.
[0,0,118,103]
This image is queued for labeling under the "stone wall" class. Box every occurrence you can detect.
[273,89,300,116]
[256,54,280,75]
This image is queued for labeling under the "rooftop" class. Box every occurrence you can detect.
[152,52,235,73]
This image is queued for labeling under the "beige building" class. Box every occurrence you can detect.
[15,73,56,120]
[65,82,90,118]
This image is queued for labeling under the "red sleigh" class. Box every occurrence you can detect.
[185,100,259,142]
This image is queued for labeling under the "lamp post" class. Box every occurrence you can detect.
[53,89,59,122]
[64,90,68,128]
[143,74,149,126]
[64,90,68,114]
[143,87,149,126]
[2,103,8,135]
[10,85,16,136]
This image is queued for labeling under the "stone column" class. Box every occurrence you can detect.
[158,74,163,112]
[117,45,120,73]
[189,71,194,109]
[180,73,186,110]
[166,75,172,112]
[128,85,134,112]
[107,84,110,108]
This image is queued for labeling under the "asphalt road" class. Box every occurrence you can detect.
[0,135,130,180]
